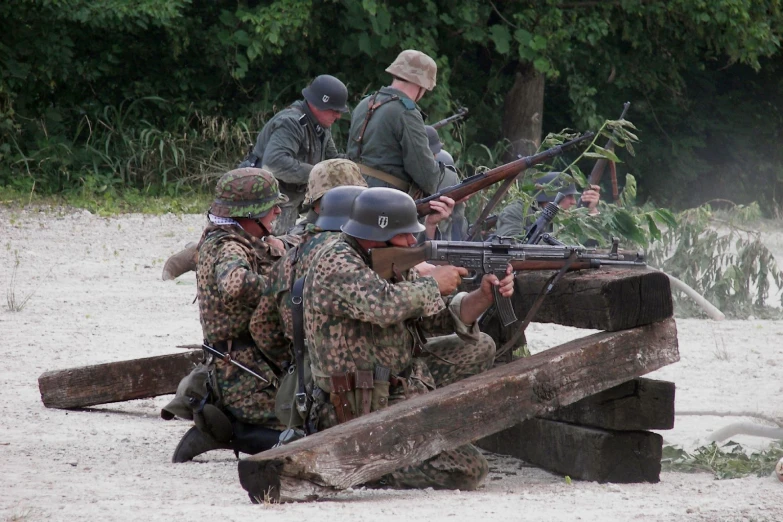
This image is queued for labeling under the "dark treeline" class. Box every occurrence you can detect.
[2,1,782,212]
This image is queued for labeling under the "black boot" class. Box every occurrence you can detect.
[231,421,282,456]
[172,426,233,463]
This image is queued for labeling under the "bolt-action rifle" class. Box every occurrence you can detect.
[579,102,630,207]
[431,107,469,130]
[416,132,594,218]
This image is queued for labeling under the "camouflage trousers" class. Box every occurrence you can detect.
[214,345,282,429]
[382,331,496,491]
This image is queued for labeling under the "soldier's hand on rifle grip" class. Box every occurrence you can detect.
[413,262,437,277]
[424,196,455,239]
[581,185,601,215]
[429,265,468,295]
[479,264,515,302]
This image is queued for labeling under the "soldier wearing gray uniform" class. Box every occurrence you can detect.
[347,50,442,198]
[240,74,349,234]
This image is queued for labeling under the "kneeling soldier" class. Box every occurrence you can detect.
[302,187,515,490]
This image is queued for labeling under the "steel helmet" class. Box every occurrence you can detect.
[341,187,425,241]
[315,186,367,232]
[210,168,288,219]
[425,125,443,154]
[385,50,437,91]
[435,149,456,171]
[534,172,579,203]
[302,75,350,113]
[303,159,368,208]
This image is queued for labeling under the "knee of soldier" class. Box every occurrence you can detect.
[461,450,489,491]
[476,332,496,369]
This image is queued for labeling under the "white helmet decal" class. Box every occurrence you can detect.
[322,94,330,103]
[378,215,389,228]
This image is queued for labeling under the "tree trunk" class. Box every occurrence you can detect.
[502,62,545,161]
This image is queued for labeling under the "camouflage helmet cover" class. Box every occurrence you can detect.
[304,158,368,207]
[341,187,425,241]
[534,172,579,203]
[210,167,288,219]
[386,49,437,91]
[302,74,350,113]
[315,186,367,232]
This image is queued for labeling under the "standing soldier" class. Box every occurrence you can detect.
[238,74,350,233]
[348,50,443,198]
[161,76,350,281]
[162,168,294,462]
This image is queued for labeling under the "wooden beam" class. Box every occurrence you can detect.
[539,377,675,431]
[510,268,673,331]
[237,317,679,502]
[38,350,203,409]
[478,418,663,483]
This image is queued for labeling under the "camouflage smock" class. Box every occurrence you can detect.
[196,223,297,425]
[347,87,441,196]
[249,223,341,368]
[302,234,471,392]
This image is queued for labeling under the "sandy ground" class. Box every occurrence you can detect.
[1,207,782,522]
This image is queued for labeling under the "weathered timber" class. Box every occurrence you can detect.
[38,350,203,409]
[511,268,672,331]
[237,317,679,502]
[478,418,663,483]
[541,377,675,430]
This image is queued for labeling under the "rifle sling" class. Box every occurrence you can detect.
[498,251,577,357]
[291,276,310,418]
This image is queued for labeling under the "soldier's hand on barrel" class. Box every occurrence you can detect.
[430,265,468,295]
[424,196,455,226]
[581,184,601,214]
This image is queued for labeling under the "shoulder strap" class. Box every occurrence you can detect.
[291,276,309,418]
[353,92,399,157]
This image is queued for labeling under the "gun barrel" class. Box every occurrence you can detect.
[415,132,594,217]
[202,343,269,383]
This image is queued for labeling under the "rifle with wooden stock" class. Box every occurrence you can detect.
[431,107,469,130]
[579,102,630,207]
[416,132,594,218]
[370,237,646,327]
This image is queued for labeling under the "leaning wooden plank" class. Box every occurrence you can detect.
[479,418,663,483]
[511,268,673,331]
[38,350,203,409]
[237,317,679,502]
[542,377,675,431]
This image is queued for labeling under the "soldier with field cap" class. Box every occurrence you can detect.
[239,74,350,234]
[347,50,444,199]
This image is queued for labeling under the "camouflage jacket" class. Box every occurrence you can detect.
[248,100,341,186]
[303,234,474,392]
[196,224,291,343]
[249,223,341,373]
[347,87,441,195]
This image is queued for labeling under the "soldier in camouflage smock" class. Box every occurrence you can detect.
[248,159,368,376]
[164,168,297,463]
[348,50,443,198]
[303,187,515,491]
[240,75,350,234]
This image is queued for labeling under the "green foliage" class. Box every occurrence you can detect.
[662,441,783,479]
[1,0,783,212]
